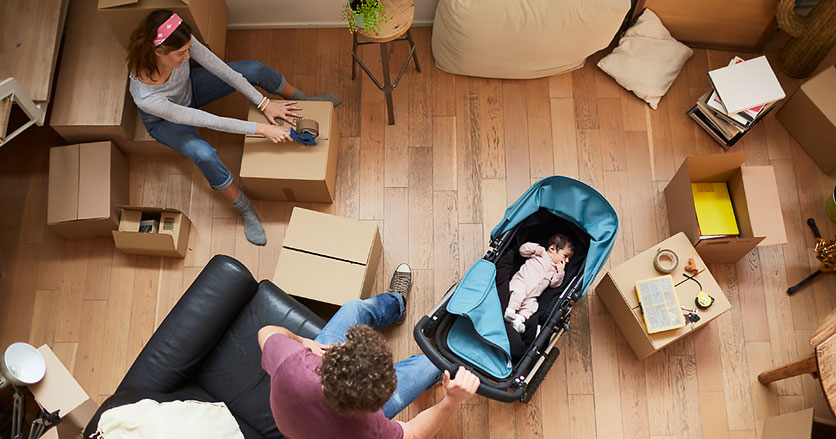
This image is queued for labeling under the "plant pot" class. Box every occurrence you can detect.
[354,13,366,30]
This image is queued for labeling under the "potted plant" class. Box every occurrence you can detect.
[341,0,388,34]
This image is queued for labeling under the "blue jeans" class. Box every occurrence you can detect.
[141,60,288,189]
[314,293,443,419]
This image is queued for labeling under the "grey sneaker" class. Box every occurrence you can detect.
[389,263,412,323]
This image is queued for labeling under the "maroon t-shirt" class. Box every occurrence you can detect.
[261,334,404,439]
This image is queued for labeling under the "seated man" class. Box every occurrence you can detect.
[259,263,479,439]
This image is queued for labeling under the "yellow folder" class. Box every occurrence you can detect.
[691,182,739,237]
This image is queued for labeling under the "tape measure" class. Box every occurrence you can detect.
[290,119,320,145]
[695,291,715,309]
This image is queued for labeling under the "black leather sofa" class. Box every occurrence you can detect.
[83,255,326,439]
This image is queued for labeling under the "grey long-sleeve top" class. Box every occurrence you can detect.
[129,36,261,134]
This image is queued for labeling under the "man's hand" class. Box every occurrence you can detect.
[255,123,292,143]
[302,338,329,356]
[262,100,303,126]
[442,367,479,405]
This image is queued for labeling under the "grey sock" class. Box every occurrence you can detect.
[231,192,266,246]
[290,88,341,107]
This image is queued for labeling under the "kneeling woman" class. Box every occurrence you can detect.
[127,10,339,245]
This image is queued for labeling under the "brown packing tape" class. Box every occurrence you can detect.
[653,249,679,274]
[296,119,319,138]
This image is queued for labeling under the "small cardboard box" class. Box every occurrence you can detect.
[665,151,787,264]
[48,142,129,239]
[596,232,732,360]
[274,208,382,308]
[112,207,192,258]
[777,66,836,174]
[98,0,228,58]
[763,408,836,439]
[240,101,339,203]
[29,345,98,439]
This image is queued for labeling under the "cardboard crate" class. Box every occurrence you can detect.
[98,0,228,58]
[274,208,382,310]
[665,151,787,264]
[596,232,732,360]
[240,101,339,203]
[47,142,129,239]
[113,206,192,258]
[29,345,98,439]
[763,408,836,438]
[777,66,836,174]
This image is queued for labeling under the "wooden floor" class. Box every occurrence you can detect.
[2,27,836,438]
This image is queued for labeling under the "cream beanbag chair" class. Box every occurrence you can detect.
[432,0,631,79]
[597,9,694,109]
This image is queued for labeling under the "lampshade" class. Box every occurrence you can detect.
[0,342,46,388]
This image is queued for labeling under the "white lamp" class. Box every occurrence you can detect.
[0,342,46,389]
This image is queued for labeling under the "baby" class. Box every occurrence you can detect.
[504,233,574,333]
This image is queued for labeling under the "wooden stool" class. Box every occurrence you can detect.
[351,0,420,125]
[758,309,836,416]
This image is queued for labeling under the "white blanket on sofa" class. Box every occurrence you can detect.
[94,399,244,439]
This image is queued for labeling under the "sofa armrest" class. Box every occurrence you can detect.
[117,255,258,393]
[255,280,326,339]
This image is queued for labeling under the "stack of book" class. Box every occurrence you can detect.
[688,56,785,149]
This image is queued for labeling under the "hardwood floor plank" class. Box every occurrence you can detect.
[598,97,627,172]
[257,201,287,281]
[746,341,780,439]
[28,289,59,347]
[156,257,185,329]
[54,240,90,342]
[457,224,484,278]
[126,256,160,368]
[234,213,260,274]
[474,78,505,180]
[359,66,386,220]
[480,179,507,245]
[551,98,579,179]
[383,187,409,281]
[565,297,594,395]
[572,62,599,129]
[568,394,597,439]
[455,75,482,224]
[384,41,410,189]
[432,59,456,117]
[73,299,108,400]
[699,392,730,439]
[577,129,603,192]
[462,404,490,439]
[433,116,457,190]
[589,295,624,438]
[525,78,554,179]
[694,321,726,393]
[408,147,433,268]
[84,238,113,300]
[51,342,78,374]
[432,191,459,300]
[549,71,573,98]
[408,27,432,148]
[617,343,650,439]
[514,390,543,439]
[210,217,236,257]
[736,250,770,342]
[624,131,658,252]
[645,351,675,436]
[502,80,531,202]
[670,355,703,439]
[97,251,137,396]
[183,168,215,268]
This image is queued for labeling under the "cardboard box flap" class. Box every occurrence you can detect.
[98,0,138,8]
[113,230,177,252]
[47,145,80,225]
[665,164,701,246]
[763,407,813,439]
[283,208,378,265]
[738,166,787,245]
[117,205,185,215]
[686,151,749,181]
[78,142,114,220]
[695,237,764,263]
[803,66,836,117]
[274,249,368,305]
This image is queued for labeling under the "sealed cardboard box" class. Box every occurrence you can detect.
[274,208,382,309]
[113,206,192,258]
[29,345,98,439]
[596,232,731,360]
[777,66,836,174]
[48,142,129,239]
[763,407,836,438]
[240,101,339,203]
[98,0,228,58]
[665,151,787,264]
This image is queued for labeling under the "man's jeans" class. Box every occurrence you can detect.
[314,292,443,419]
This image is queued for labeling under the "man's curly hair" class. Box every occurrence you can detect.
[317,324,397,415]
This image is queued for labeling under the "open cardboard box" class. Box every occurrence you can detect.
[273,208,382,312]
[665,151,787,264]
[763,408,836,438]
[47,142,129,239]
[777,66,836,174]
[112,206,192,258]
[98,0,228,58]
[29,345,98,439]
[240,101,339,203]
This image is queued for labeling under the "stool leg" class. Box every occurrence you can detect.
[380,42,395,125]
[351,32,358,80]
[406,29,421,73]
[758,353,818,384]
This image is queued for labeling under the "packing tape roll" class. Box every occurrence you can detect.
[653,249,679,274]
[295,119,319,138]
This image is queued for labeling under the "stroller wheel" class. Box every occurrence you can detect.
[520,346,561,403]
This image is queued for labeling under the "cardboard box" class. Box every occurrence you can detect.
[112,206,192,257]
[48,142,129,239]
[29,345,98,439]
[240,101,339,203]
[763,407,836,439]
[596,232,732,360]
[777,66,836,174]
[98,0,228,58]
[665,151,787,264]
[274,208,382,308]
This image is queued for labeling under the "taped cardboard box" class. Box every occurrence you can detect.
[240,101,339,203]
[113,206,191,258]
[48,142,129,240]
[274,208,382,311]
[596,232,731,360]
[98,0,228,58]
[777,66,836,174]
[664,151,787,264]
[29,345,98,439]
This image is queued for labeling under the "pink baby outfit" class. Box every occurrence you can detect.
[508,242,565,319]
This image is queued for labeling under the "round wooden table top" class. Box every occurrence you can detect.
[817,332,836,416]
[356,0,414,43]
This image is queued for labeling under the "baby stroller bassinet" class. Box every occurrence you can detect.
[414,176,618,402]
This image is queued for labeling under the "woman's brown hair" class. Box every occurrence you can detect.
[126,10,192,80]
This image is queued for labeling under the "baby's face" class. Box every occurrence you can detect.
[547,245,572,265]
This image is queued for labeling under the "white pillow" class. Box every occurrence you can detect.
[597,9,693,109]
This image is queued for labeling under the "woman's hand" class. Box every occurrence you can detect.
[256,123,292,143]
[262,100,303,126]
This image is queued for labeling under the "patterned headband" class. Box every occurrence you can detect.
[153,13,183,47]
